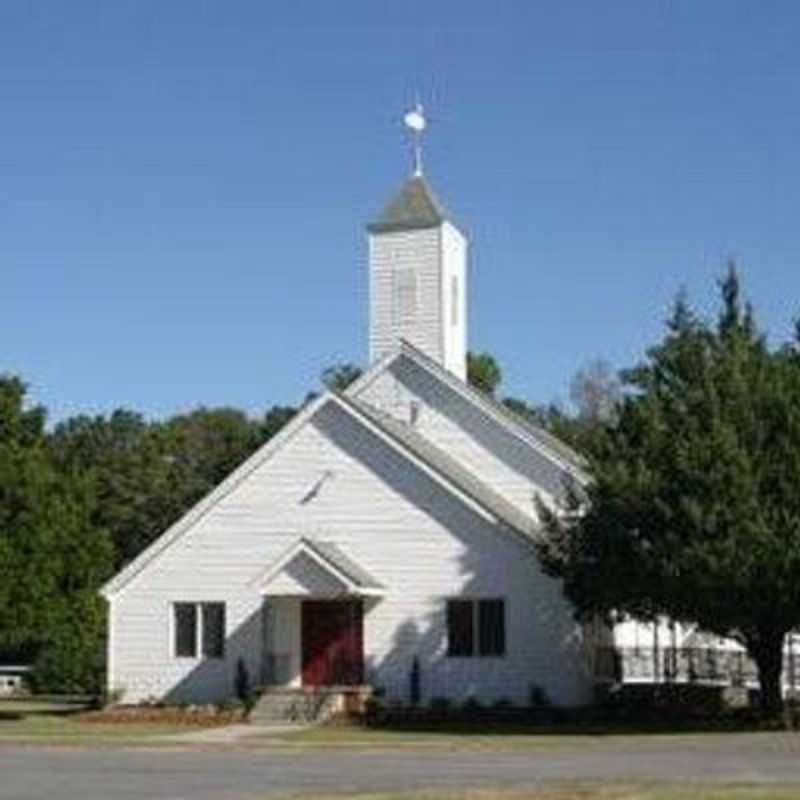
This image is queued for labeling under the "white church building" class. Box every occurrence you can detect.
[101,116,789,711]
[100,119,604,708]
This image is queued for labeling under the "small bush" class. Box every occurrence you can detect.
[234,658,257,714]
[89,686,126,710]
[461,696,484,714]
[529,684,551,708]
[364,696,386,721]
[215,698,243,714]
[428,696,451,713]
[601,683,726,719]
[409,657,421,706]
[493,697,515,710]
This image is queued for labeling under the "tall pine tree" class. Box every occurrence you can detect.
[538,267,800,714]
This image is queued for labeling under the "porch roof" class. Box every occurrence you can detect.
[257,537,385,597]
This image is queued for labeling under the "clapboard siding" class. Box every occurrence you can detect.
[110,399,592,706]
[354,355,566,515]
[369,227,443,366]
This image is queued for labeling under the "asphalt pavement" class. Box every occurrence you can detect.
[3,733,800,800]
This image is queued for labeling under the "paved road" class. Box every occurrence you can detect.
[3,734,800,800]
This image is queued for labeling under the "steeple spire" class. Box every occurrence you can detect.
[367,104,468,381]
[403,102,426,177]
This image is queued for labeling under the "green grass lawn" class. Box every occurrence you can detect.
[251,721,790,752]
[0,698,189,745]
[0,698,797,762]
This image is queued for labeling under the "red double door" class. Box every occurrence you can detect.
[301,600,364,686]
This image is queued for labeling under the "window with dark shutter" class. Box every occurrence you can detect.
[174,603,197,658]
[446,598,506,658]
[478,599,506,656]
[447,600,474,657]
[202,603,225,658]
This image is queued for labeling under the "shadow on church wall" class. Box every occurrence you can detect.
[156,397,593,706]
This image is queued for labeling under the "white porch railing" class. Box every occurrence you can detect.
[596,646,800,688]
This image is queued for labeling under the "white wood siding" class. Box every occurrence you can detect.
[110,400,592,706]
[354,355,566,516]
[369,228,443,367]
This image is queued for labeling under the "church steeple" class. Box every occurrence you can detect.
[367,174,450,235]
[366,105,468,381]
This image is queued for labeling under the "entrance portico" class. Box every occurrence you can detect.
[257,537,384,688]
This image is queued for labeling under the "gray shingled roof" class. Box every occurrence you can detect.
[303,538,385,591]
[339,395,540,544]
[367,176,452,233]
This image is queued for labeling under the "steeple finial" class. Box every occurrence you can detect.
[403,101,426,177]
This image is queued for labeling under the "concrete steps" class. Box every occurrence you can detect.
[249,688,341,725]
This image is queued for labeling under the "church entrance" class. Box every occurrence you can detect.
[301,599,364,686]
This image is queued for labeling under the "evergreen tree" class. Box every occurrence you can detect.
[467,351,502,396]
[0,376,113,692]
[321,363,363,393]
[537,267,800,715]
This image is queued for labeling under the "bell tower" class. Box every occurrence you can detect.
[366,105,468,381]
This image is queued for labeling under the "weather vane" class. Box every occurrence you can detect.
[403,101,427,177]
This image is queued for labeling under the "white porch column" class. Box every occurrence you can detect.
[263,597,301,687]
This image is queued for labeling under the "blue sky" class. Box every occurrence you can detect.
[3,2,800,422]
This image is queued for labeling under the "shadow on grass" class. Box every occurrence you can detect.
[0,698,90,723]
[362,713,786,738]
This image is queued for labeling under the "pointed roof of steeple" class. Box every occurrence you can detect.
[367,175,454,234]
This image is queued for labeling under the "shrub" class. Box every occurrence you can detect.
[428,696,451,714]
[409,657,421,706]
[215,698,243,714]
[461,696,484,714]
[32,631,105,695]
[528,684,551,708]
[364,696,386,721]
[89,686,126,710]
[29,592,107,695]
[234,658,257,714]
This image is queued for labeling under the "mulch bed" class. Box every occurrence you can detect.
[77,705,246,727]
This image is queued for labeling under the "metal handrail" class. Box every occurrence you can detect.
[595,646,799,686]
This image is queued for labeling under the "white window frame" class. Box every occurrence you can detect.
[445,596,507,659]
[171,601,226,661]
